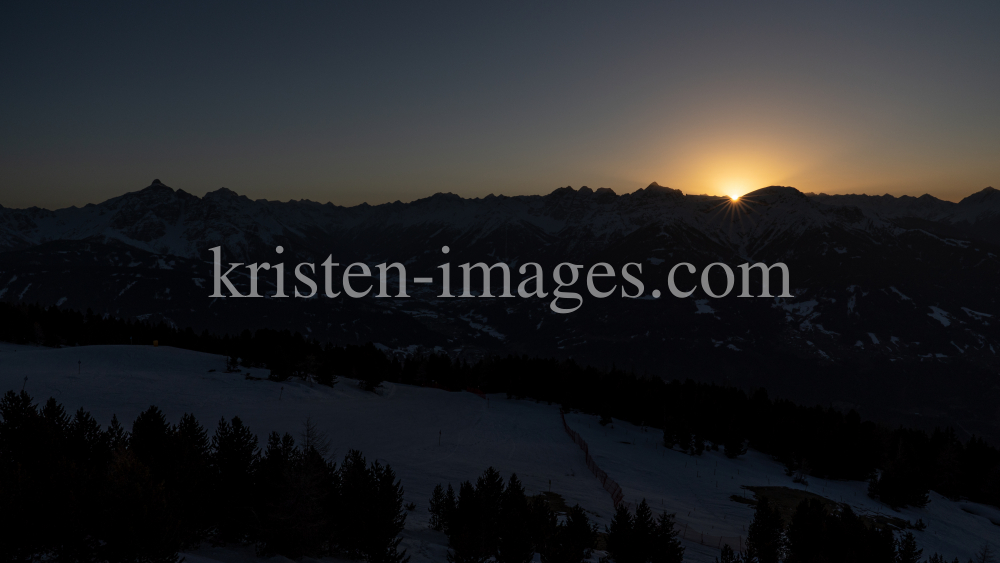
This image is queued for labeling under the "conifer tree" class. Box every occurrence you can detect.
[364,460,410,563]
[651,511,684,563]
[445,483,457,531]
[100,448,182,563]
[447,480,489,563]
[693,435,705,456]
[497,474,533,563]
[785,498,825,562]
[631,499,656,561]
[256,431,301,556]
[300,415,331,459]
[604,503,635,563]
[894,532,922,563]
[971,544,996,563]
[107,414,129,450]
[716,544,739,563]
[528,494,557,556]
[541,504,596,563]
[211,416,260,543]
[476,467,505,557]
[745,497,785,563]
[430,483,448,532]
[130,406,175,482]
[662,428,675,449]
[173,413,212,544]
[724,435,748,458]
[332,450,409,562]
[336,449,372,558]
[58,407,109,562]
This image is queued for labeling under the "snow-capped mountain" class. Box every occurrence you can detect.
[2,180,1000,441]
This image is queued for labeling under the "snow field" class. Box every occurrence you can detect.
[0,343,997,561]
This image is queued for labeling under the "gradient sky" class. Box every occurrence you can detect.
[2,1,998,209]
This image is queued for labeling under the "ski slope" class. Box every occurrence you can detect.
[1,343,997,561]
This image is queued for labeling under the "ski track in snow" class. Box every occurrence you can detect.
[0,343,997,562]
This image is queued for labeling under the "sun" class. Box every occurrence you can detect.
[719,181,748,201]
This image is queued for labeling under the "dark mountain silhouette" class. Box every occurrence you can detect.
[3,180,1000,441]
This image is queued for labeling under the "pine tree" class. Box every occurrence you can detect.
[430,484,448,532]
[336,449,372,558]
[785,498,825,562]
[447,480,489,563]
[651,511,684,563]
[895,532,921,563]
[173,413,212,544]
[445,483,458,531]
[972,544,996,563]
[541,504,596,563]
[497,474,533,563]
[662,428,675,449]
[693,435,705,456]
[107,414,129,450]
[130,406,175,482]
[364,460,410,563]
[476,467,505,557]
[300,416,330,457]
[724,435,748,458]
[211,416,260,543]
[255,431,301,556]
[745,497,785,563]
[528,494,557,557]
[605,503,635,563]
[99,448,182,563]
[717,544,738,563]
[60,407,109,562]
[631,499,656,561]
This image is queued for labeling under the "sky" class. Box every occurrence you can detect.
[1,1,998,209]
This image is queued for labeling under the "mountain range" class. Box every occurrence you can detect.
[2,179,1000,441]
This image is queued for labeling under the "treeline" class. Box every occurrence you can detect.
[713,495,987,563]
[0,390,409,563]
[427,468,683,563]
[2,301,1000,510]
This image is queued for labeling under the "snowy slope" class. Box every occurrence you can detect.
[1,343,997,561]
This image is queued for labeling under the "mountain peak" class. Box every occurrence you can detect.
[637,182,682,197]
[745,186,805,199]
[959,186,1000,207]
[143,179,171,191]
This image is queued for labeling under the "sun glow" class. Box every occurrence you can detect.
[717,179,751,202]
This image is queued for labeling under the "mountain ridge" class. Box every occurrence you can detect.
[8,179,996,261]
[3,180,1000,442]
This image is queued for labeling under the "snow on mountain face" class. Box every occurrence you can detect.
[0,180,890,261]
[812,187,1000,225]
[4,180,997,265]
[5,181,1000,443]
